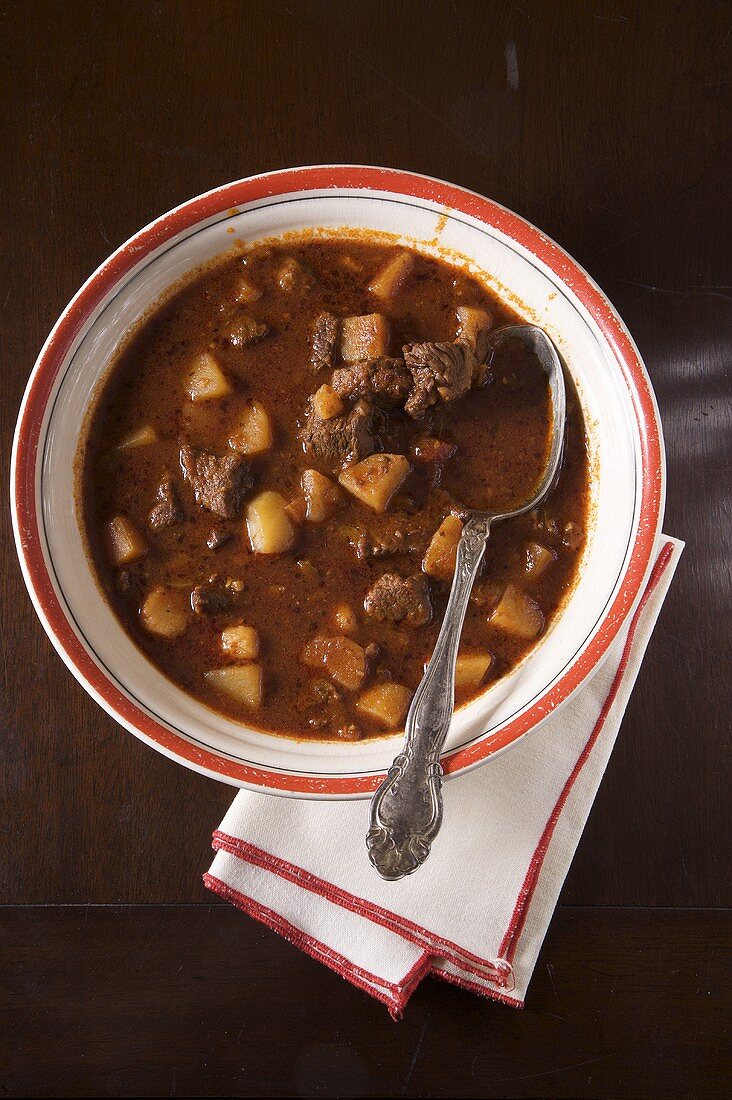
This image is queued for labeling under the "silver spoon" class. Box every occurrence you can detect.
[366,325,567,880]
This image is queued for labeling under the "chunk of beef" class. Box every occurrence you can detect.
[179,445,253,519]
[299,399,378,468]
[331,358,412,408]
[191,582,234,616]
[309,311,339,372]
[297,677,361,736]
[206,526,232,550]
[364,572,433,627]
[354,527,407,560]
[220,311,268,348]
[116,569,131,594]
[148,476,183,531]
[403,341,475,419]
[346,517,428,561]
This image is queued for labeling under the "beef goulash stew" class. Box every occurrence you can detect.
[80,237,590,741]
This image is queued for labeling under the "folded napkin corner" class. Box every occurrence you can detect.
[205,537,683,1015]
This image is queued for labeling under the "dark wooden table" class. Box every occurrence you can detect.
[2,1,729,1096]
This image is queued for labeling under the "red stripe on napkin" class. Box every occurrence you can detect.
[211,831,512,986]
[498,539,674,962]
[204,872,432,1017]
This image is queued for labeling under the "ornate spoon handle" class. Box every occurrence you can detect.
[367,516,492,880]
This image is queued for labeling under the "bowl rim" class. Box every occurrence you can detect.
[11,164,665,795]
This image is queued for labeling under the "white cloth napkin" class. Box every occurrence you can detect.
[205,537,683,1016]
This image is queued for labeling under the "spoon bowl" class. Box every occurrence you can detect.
[367,325,567,880]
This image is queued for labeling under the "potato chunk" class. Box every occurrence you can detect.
[412,436,457,465]
[339,253,362,274]
[489,584,545,639]
[104,515,147,567]
[229,399,273,455]
[221,624,260,660]
[338,454,411,513]
[284,496,308,525]
[455,651,493,690]
[246,491,295,554]
[140,586,189,638]
[368,251,414,299]
[301,635,367,691]
[357,682,412,728]
[524,541,557,578]
[277,257,314,293]
[456,306,493,380]
[232,274,261,304]
[456,305,493,346]
[312,384,344,421]
[333,603,358,635]
[114,424,158,451]
[423,514,464,580]
[205,664,263,708]
[340,314,389,362]
[302,469,342,522]
[185,351,232,401]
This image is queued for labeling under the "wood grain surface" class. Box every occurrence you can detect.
[1,907,728,1099]
[1,0,730,1096]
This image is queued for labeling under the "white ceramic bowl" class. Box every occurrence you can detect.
[11,166,665,797]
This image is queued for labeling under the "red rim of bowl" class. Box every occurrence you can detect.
[11,165,665,794]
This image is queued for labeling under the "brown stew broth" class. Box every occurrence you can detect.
[81,239,589,739]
